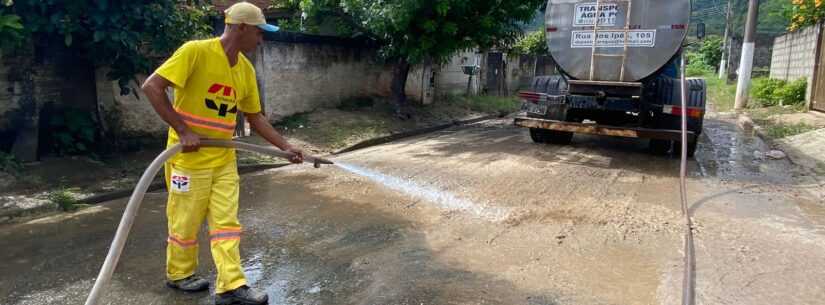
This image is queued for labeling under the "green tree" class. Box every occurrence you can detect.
[297,0,544,118]
[0,1,24,55]
[790,0,825,30]
[511,30,547,56]
[698,35,722,68]
[6,0,214,94]
[691,0,791,36]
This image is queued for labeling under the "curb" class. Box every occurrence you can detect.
[0,113,505,225]
[0,204,60,224]
[0,163,290,224]
[333,113,504,155]
[737,113,811,167]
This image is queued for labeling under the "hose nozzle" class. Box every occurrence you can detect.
[312,157,334,168]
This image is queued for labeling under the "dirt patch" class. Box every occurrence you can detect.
[258,98,501,154]
[766,111,825,128]
[741,106,824,140]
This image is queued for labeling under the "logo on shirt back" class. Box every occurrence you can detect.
[205,83,237,117]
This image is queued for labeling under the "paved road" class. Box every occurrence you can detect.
[2,114,824,305]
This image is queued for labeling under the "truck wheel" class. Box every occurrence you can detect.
[546,130,573,144]
[649,139,671,155]
[530,128,573,145]
[529,128,548,143]
[675,140,698,158]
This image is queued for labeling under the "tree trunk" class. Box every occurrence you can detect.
[390,58,412,119]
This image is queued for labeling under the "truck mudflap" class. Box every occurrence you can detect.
[514,117,697,142]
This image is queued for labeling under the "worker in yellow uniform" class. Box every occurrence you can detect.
[141,2,302,304]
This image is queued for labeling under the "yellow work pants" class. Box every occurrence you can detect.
[164,161,246,293]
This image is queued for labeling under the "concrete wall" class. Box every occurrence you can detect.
[0,47,98,160]
[255,33,496,117]
[0,59,21,132]
[95,71,167,140]
[2,32,542,157]
[770,25,819,81]
[770,25,821,103]
[256,33,387,122]
[506,54,539,94]
[438,50,482,96]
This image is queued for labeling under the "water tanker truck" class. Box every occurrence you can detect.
[515,0,706,157]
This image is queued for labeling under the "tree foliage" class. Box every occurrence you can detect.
[0,1,24,55]
[3,0,214,93]
[691,0,791,37]
[296,0,544,65]
[790,0,825,31]
[698,35,722,67]
[511,30,547,56]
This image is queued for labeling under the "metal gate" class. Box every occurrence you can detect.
[486,52,504,95]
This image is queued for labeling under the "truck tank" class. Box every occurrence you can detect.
[546,0,691,82]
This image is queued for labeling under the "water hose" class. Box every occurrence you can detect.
[679,52,696,305]
[84,140,333,305]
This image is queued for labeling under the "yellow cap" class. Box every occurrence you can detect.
[224,2,279,32]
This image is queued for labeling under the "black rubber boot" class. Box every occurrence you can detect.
[166,275,210,292]
[215,285,269,305]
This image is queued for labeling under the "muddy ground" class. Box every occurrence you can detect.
[1,113,823,305]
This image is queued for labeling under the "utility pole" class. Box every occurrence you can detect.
[734,0,759,110]
[718,0,733,79]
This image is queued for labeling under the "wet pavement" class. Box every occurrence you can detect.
[1,114,824,305]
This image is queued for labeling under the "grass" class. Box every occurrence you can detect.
[703,74,737,112]
[337,97,375,111]
[273,111,394,150]
[816,162,825,175]
[262,94,519,154]
[318,119,392,149]
[757,121,818,139]
[47,188,80,211]
[442,94,521,114]
[0,152,22,175]
[274,113,310,130]
[702,73,819,139]
[746,105,815,139]
[747,104,809,121]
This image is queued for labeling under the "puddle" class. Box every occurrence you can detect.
[697,117,795,184]
[240,248,297,304]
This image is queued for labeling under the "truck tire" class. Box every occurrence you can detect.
[530,75,568,95]
[649,139,671,155]
[675,139,698,158]
[529,128,548,143]
[530,128,573,145]
[649,139,697,157]
[527,75,573,145]
[650,77,705,157]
